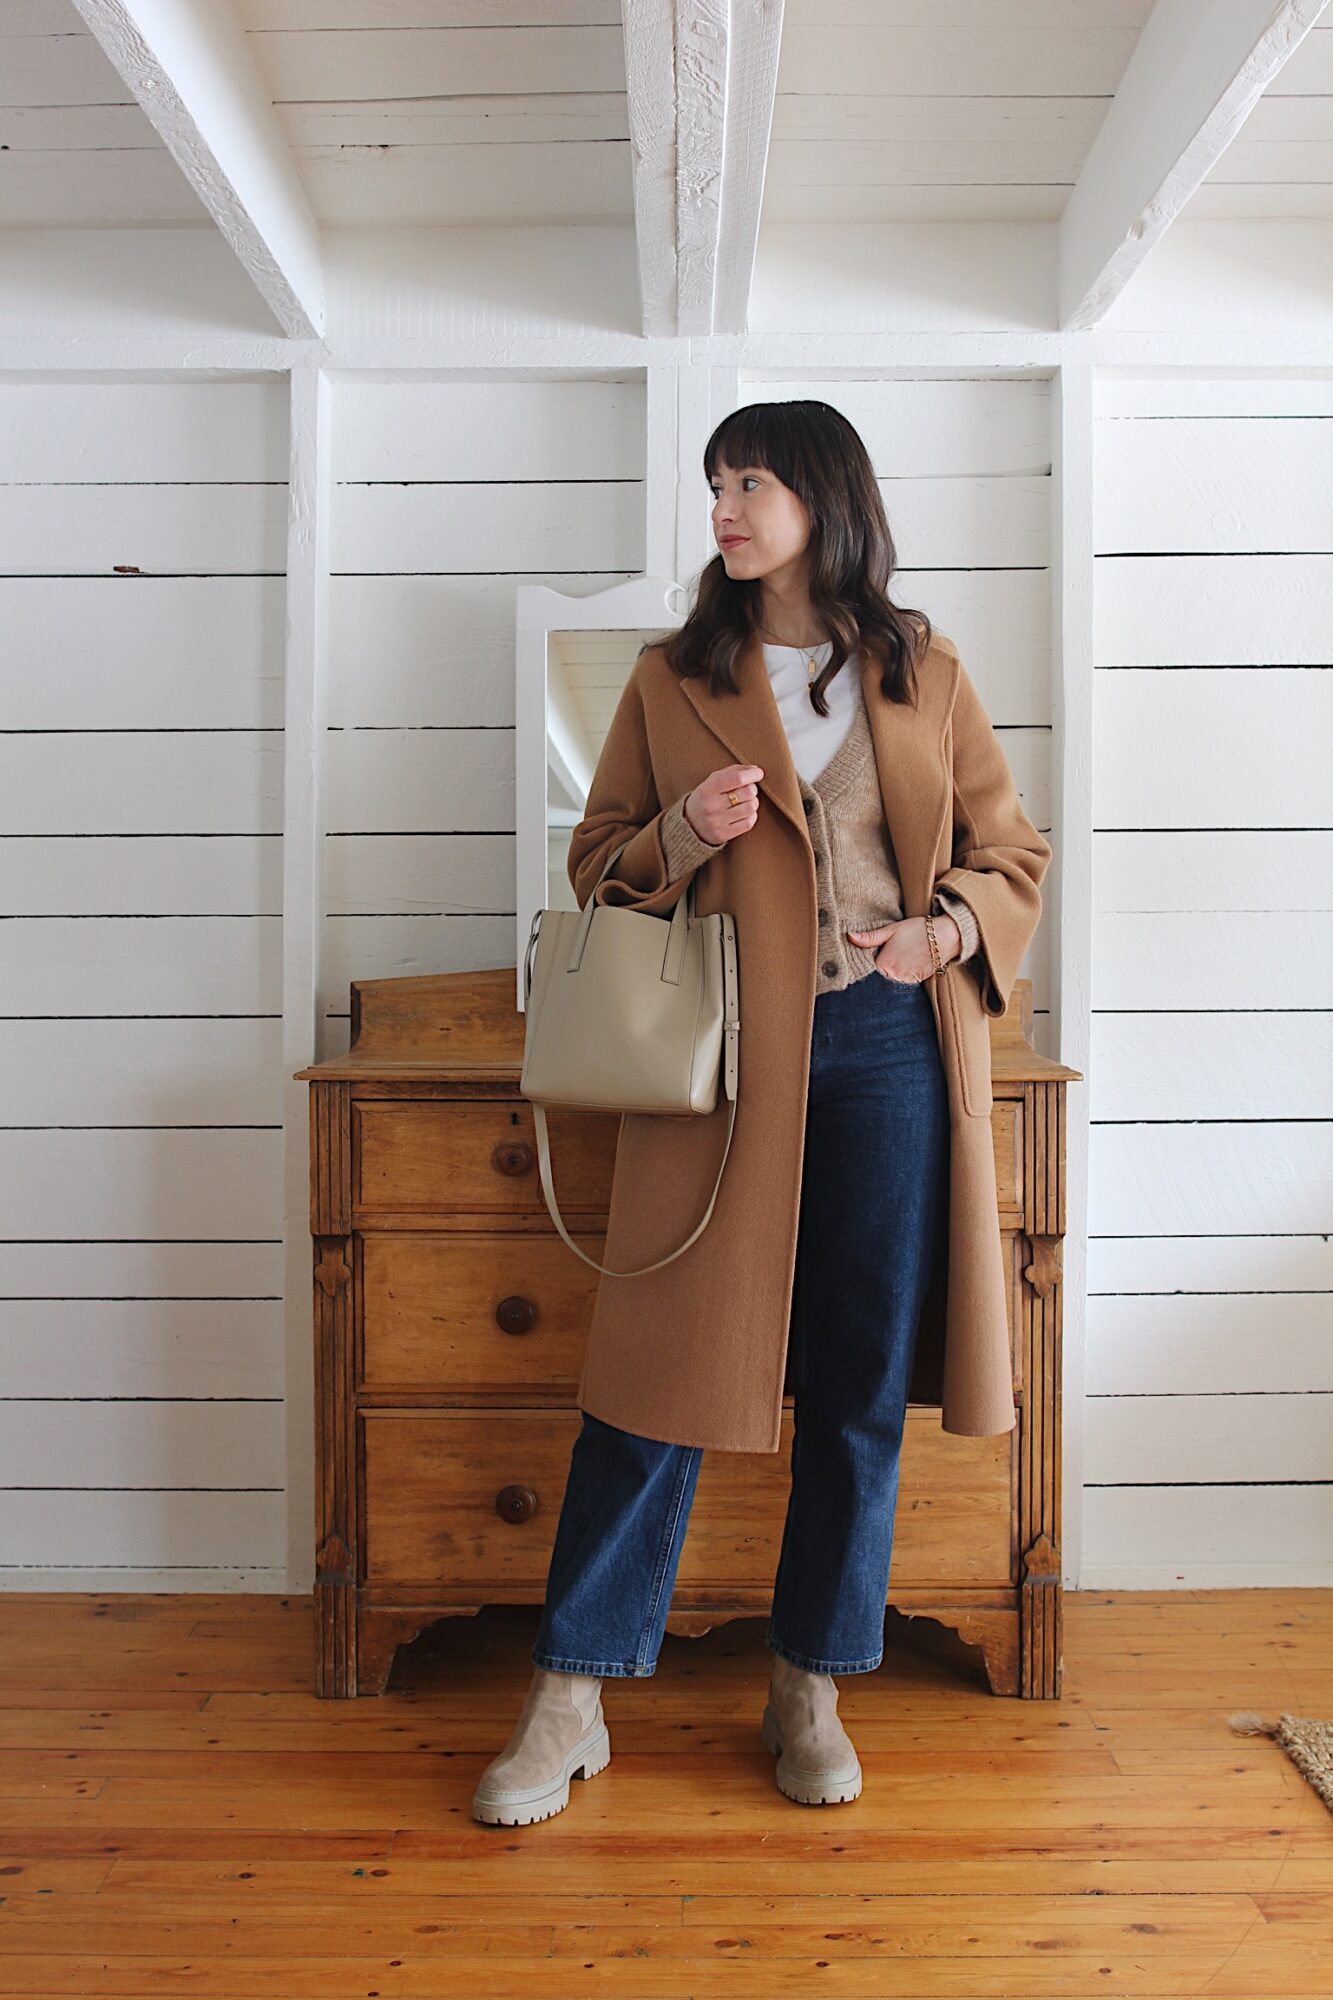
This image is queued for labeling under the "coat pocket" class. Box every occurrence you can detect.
[942,961,994,1117]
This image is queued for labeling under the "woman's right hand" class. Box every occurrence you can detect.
[682,763,765,846]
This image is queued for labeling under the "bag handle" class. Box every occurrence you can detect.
[522,836,695,1009]
[563,837,692,982]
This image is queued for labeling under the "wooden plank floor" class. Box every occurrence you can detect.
[0,1590,1329,1997]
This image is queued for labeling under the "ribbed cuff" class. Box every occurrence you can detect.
[660,792,724,879]
[931,887,980,963]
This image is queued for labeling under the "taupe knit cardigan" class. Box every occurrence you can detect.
[658,686,981,995]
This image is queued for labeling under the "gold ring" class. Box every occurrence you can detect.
[727,789,740,807]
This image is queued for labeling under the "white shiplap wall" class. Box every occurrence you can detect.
[0,378,290,1586]
[1087,373,1333,1587]
[5,359,1328,1591]
[0,372,645,1586]
[741,375,1054,1044]
[321,376,646,1050]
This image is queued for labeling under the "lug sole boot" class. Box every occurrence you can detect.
[472,1666,610,1826]
[761,1651,863,1805]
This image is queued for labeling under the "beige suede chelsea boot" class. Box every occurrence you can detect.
[761,1649,863,1805]
[472,1666,609,1826]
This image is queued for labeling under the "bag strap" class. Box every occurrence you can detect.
[528,902,741,1278]
[532,1092,737,1277]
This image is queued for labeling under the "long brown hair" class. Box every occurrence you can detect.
[650,399,933,715]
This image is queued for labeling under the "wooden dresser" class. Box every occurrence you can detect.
[294,967,1080,1701]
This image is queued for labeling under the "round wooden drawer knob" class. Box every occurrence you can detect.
[492,1140,533,1176]
[495,1483,538,1523]
[495,1295,537,1335]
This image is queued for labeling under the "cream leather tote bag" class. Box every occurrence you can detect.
[519,838,740,1276]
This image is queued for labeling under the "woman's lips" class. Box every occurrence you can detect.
[720,536,748,547]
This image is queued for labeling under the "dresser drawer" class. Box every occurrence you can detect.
[353,1095,1022,1221]
[360,1410,1015,1590]
[353,1099,620,1219]
[359,1232,600,1392]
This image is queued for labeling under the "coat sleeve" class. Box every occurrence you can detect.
[931,654,1052,1017]
[567,658,722,915]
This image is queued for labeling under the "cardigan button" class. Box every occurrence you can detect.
[817,908,828,925]
[821,960,839,978]
[802,797,814,814]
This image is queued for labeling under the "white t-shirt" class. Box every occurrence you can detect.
[761,640,862,786]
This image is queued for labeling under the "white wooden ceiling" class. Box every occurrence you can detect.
[3,1,1330,323]
[237,0,633,229]
[769,0,1333,224]
[2,0,635,228]
[2,0,215,226]
[769,0,1155,225]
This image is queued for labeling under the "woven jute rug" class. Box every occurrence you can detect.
[1230,1710,1333,1812]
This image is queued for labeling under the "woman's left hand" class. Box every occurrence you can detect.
[847,914,960,984]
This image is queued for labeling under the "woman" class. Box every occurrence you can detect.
[473,400,1052,1826]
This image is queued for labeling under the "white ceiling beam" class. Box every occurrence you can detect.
[623,0,783,338]
[675,0,730,337]
[1058,0,1328,331]
[622,0,677,337]
[68,0,324,338]
[711,0,784,336]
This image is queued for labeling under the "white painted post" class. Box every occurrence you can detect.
[1052,360,1095,1590]
[281,361,331,1591]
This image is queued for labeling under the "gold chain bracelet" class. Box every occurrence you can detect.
[923,912,945,978]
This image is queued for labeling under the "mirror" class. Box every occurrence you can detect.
[514,576,688,1011]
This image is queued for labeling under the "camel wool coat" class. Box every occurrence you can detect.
[566,626,1052,1454]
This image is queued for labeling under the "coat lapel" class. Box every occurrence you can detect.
[677,628,808,843]
[677,627,954,917]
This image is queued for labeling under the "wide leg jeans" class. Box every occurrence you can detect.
[530,966,951,1677]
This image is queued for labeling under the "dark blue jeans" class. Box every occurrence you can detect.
[531,966,951,1678]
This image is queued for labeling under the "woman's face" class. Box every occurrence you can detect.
[709,457,811,584]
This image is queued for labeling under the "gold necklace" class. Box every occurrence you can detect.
[760,626,828,681]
